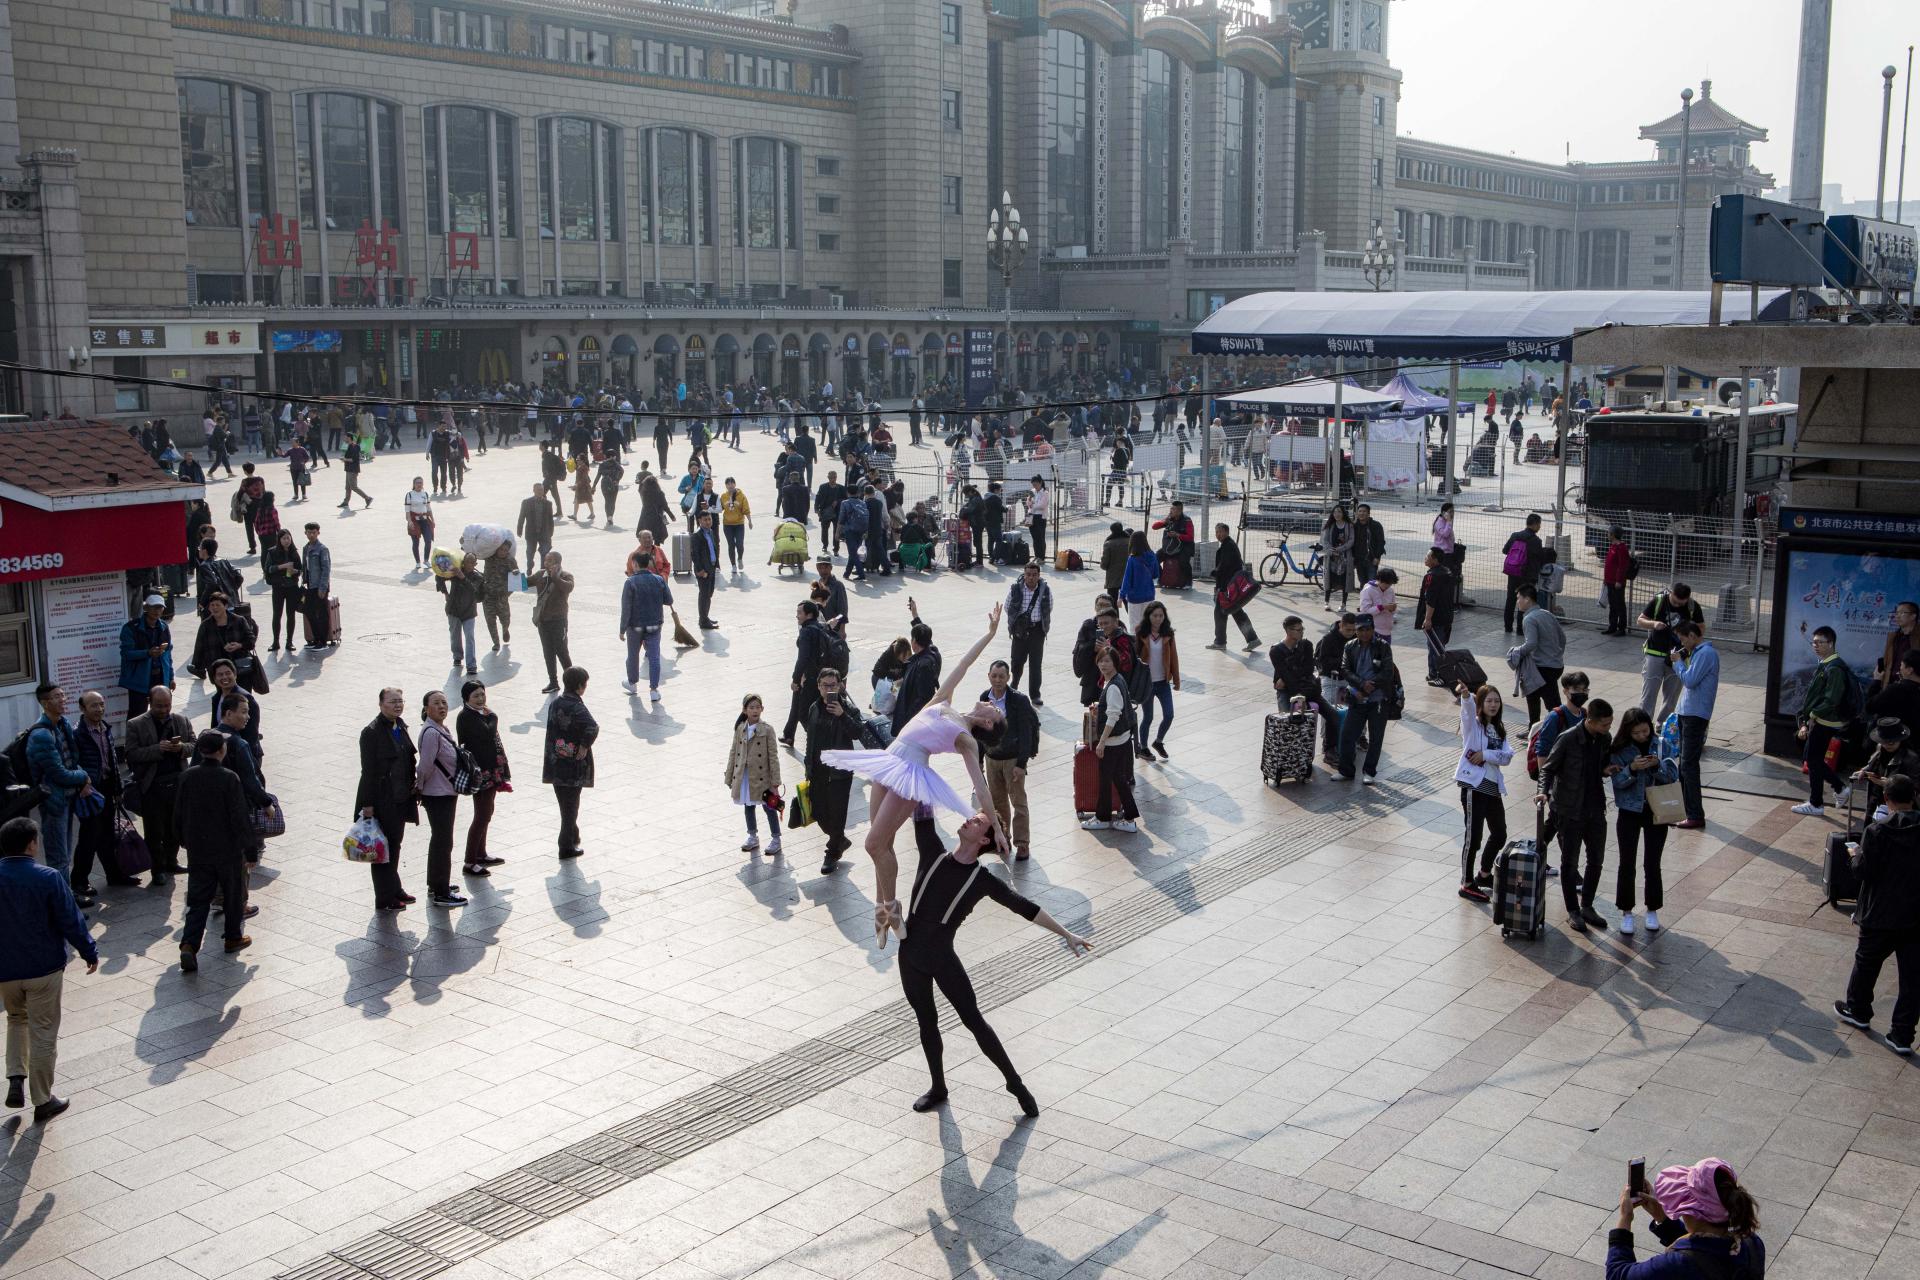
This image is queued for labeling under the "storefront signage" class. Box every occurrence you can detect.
[43,573,126,693]
[946,334,962,356]
[0,498,189,585]
[963,327,995,407]
[271,329,342,354]
[1778,508,1920,542]
[92,321,263,358]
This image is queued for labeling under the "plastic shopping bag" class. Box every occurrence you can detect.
[343,816,390,863]
[428,546,460,578]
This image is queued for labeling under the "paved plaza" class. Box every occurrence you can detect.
[2,419,1915,1280]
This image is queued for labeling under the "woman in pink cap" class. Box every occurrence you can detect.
[1608,1157,1765,1279]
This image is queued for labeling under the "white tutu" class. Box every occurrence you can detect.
[821,704,973,817]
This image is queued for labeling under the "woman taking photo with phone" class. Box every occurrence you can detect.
[1610,1157,1764,1279]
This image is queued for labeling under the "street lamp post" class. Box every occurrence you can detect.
[1674,86,1694,290]
[987,191,1028,395]
[1361,221,1397,291]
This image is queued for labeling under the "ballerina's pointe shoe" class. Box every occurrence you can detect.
[888,899,908,941]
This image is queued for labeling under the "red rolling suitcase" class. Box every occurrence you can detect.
[1074,711,1108,815]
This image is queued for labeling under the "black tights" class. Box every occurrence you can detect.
[270,589,301,647]
[1459,784,1507,884]
[901,953,1021,1093]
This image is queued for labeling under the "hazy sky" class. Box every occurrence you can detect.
[1390,0,1917,206]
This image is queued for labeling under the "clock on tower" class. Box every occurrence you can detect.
[1360,1,1383,52]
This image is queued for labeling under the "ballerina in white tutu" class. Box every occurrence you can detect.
[822,603,1011,944]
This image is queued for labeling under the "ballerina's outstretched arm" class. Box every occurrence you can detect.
[954,734,1011,858]
[933,603,1003,707]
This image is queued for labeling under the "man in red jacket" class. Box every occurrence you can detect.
[1602,527,1635,636]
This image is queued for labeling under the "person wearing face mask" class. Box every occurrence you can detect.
[897,811,1091,1117]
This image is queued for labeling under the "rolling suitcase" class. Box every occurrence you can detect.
[1493,812,1549,940]
[1824,788,1863,909]
[1159,556,1191,590]
[302,594,341,645]
[1261,704,1317,785]
[1074,711,1108,816]
[999,528,1030,566]
[671,532,693,578]
[1435,647,1487,691]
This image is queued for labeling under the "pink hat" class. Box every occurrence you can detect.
[1653,1158,1733,1223]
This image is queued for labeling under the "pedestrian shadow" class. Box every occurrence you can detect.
[623,700,684,745]
[0,1125,53,1273]
[133,964,254,1085]
[545,859,606,938]
[478,647,523,684]
[925,1107,1155,1278]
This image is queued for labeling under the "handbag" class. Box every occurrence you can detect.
[252,801,287,839]
[1216,569,1259,613]
[787,780,814,829]
[1644,782,1686,826]
[343,815,389,863]
[113,808,153,875]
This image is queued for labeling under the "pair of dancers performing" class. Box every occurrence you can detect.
[821,603,1092,1116]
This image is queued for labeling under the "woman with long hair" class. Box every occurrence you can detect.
[1454,682,1513,902]
[638,472,672,546]
[1321,503,1354,611]
[1133,602,1181,762]
[1611,1158,1764,1279]
[1610,706,1678,935]
[262,528,304,653]
[820,606,1010,946]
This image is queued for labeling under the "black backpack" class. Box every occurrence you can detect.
[4,728,32,785]
[822,628,851,676]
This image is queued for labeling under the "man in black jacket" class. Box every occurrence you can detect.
[517,482,556,565]
[1868,650,1920,743]
[815,471,846,553]
[1269,616,1319,710]
[893,615,943,734]
[690,511,721,629]
[1835,773,1920,1055]
[783,602,836,745]
[175,732,257,969]
[980,660,1041,860]
[1005,562,1052,705]
[804,667,864,874]
[1501,514,1544,634]
[1337,616,1399,784]
[980,484,1006,565]
[1537,697,1617,931]
[1350,504,1386,588]
[1415,546,1459,685]
[1316,614,1358,763]
[355,687,418,911]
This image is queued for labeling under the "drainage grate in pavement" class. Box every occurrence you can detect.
[274,806,1361,1280]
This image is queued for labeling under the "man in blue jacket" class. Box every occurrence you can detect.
[618,562,674,701]
[24,685,92,883]
[1671,621,1718,830]
[118,595,174,719]
[0,815,98,1123]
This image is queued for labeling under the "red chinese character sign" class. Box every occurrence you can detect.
[255,214,302,269]
[448,232,479,272]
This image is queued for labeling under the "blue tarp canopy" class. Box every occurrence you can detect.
[1191,289,1793,362]
[1376,373,1452,419]
[1217,378,1404,420]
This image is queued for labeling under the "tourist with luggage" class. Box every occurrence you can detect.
[1455,682,1513,902]
[1610,707,1678,935]
[1208,524,1262,653]
[1416,547,1458,685]
[1793,625,1860,818]
[1536,696,1617,932]
[1609,1158,1765,1279]
[1833,772,1920,1055]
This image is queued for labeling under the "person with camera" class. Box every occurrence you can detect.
[1609,1157,1764,1279]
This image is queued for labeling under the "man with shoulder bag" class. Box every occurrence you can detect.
[1834,772,1920,1055]
[804,667,863,874]
[1004,562,1052,707]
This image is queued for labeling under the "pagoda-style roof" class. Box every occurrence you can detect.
[1640,80,1768,143]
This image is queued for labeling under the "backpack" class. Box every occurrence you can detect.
[822,628,851,677]
[1526,706,1572,780]
[1502,537,1530,577]
[4,728,32,786]
[839,498,869,534]
[1072,631,1097,680]
[429,726,488,796]
[1834,665,1863,723]
[1623,551,1641,582]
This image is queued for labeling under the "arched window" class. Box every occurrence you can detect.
[734,137,797,250]
[646,128,713,246]
[295,92,400,230]
[425,106,515,237]
[540,117,619,241]
[1045,28,1093,252]
[1140,49,1178,253]
[178,78,269,228]
[1221,67,1255,252]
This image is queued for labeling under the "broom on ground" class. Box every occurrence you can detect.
[671,609,699,648]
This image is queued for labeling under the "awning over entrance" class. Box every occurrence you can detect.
[1218,379,1404,419]
[1192,289,1794,362]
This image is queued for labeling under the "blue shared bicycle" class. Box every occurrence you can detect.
[1259,532,1323,588]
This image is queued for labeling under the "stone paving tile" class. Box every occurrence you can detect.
[7,426,1920,1280]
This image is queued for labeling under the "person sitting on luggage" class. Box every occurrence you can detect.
[1610,1158,1766,1279]
[1834,772,1920,1055]
[1853,718,1920,819]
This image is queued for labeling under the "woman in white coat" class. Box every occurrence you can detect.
[1454,681,1514,902]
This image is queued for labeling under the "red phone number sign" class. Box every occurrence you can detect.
[0,498,188,583]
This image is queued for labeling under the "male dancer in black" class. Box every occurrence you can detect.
[900,810,1092,1116]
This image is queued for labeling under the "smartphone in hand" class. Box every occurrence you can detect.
[1628,1158,1648,1197]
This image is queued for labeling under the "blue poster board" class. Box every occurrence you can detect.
[964,328,995,408]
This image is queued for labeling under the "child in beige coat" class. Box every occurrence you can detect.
[724,693,785,855]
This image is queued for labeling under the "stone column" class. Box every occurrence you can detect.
[1296,227,1326,292]
[1261,76,1294,251]
[1108,42,1143,254]
[1189,62,1223,254]
[20,150,89,416]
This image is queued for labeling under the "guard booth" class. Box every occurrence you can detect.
[0,421,203,736]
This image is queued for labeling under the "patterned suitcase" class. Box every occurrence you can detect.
[1493,813,1548,940]
[1261,709,1317,785]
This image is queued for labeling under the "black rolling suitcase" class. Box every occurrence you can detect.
[1494,812,1549,940]
[1261,702,1317,785]
[1435,648,1488,692]
[1824,788,1863,910]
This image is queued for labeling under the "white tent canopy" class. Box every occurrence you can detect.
[1218,378,1404,418]
[1192,289,1793,362]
